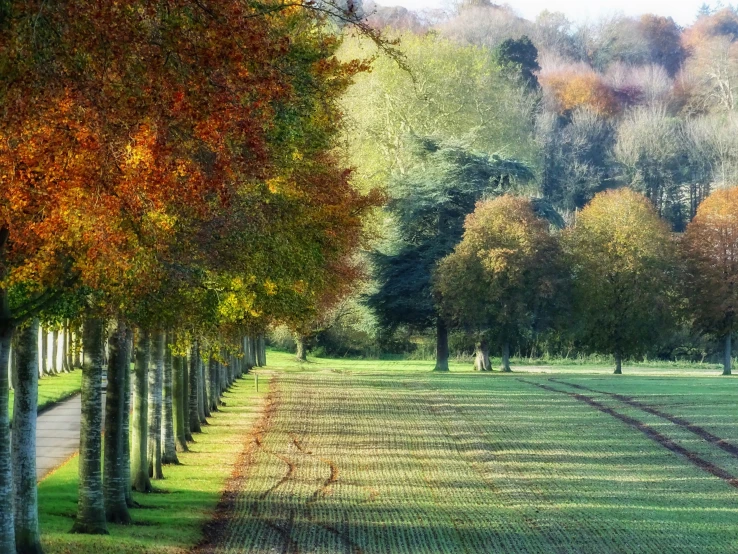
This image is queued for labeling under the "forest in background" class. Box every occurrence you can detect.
[279,0,738,366]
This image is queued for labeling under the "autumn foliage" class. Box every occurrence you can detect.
[538,68,619,117]
[681,187,738,347]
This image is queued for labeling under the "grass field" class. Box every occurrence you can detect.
[201,351,738,553]
[37,377,266,553]
[9,370,83,421]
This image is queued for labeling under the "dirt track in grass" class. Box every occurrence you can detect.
[196,370,738,553]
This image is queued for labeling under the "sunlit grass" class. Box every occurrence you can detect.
[9,370,82,421]
[38,376,266,554]
[35,354,738,552]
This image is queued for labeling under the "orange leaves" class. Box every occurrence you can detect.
[539,68,620,117]
[682,187,738,335]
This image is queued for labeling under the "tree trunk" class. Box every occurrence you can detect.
[614,351,623,375]
[148,330,164,480]
[40,328,48,377]
[182,351,193,442]
[51,329,59,375]
[500,341,512,372]
[103,319,132,525]
[0,309,15,554]
[723,333,732,376]
[208,357,219,412]
[295,334,307,362]
[474,340,491,371]
[196,349,207,424]
[62,320,71,373]
[172,355,188,453]
[433,318,449,372]
[161,335,178,465]
[245,336,255,370]
[71,318,108,535]
[74,324,82,368]
[13,318,44,553]
[257,335,266,367]
[122,330,134,507]
[188,342,201,433]
[131,329,152,493]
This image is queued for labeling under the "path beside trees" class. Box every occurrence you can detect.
[35,394,84,481]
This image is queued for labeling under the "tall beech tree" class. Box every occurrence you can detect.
[12,319,41,554]
[436,196,567,372]
[564,189,676,374]
[71,318,107,535]
[681,187,738,375]
[103,319,132,524]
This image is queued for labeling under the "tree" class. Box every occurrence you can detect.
[614,106,692,229]
[495,36,540,88]
[12,319,42,554]
[436,196,566,372]
[367,137,533,371]
[71,318,108,535]
[681,187,738,375]
[340,32,537,192]
[564,189,676,373]
[103,319,132,524]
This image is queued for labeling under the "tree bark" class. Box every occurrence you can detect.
[257,335,266,367]
[197,349,207,424]
[122,330,134,507]
[73,324,82,369]
[208,356,219,413]
[500,341,512,372]
[295,334,307,362]
[161,335,178,465]
[131,329,152,492]
[172,355,188,453]
[13,318,44,552]
[474,340,491,371]
[182,350,193,443]
[614,351,623,375]
[71,318,108,535]
[51,329,59,375]
[723,333,732,376]
[62,320,71,373]
[197,354,211,416]
[433,318,449,372]
[40,328,48,377]
[103,319,132,525]
[148,330,164,480]
[0,308,15,554]
[188,342,202,433]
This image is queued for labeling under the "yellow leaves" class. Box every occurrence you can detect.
[264,279,277,296]
[144,209,177,234]
[124,124,156,170]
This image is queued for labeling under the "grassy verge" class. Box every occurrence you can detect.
[38,374,266,554]
[9,370,83,421]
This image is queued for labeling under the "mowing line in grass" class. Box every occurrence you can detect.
[195,380,299,554]
[290,433,364,554]
[548,377,738,459]
[519,379,738,489]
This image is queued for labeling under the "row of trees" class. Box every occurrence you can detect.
[435,187,738,376]
[0,1,380,553]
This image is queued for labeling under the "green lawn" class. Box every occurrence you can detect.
[36,353,738,553]
[9,370,83,421]
[38,375,266,554]
[208,351,738,553]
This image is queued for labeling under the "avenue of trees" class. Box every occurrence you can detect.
[0,1,381,553]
